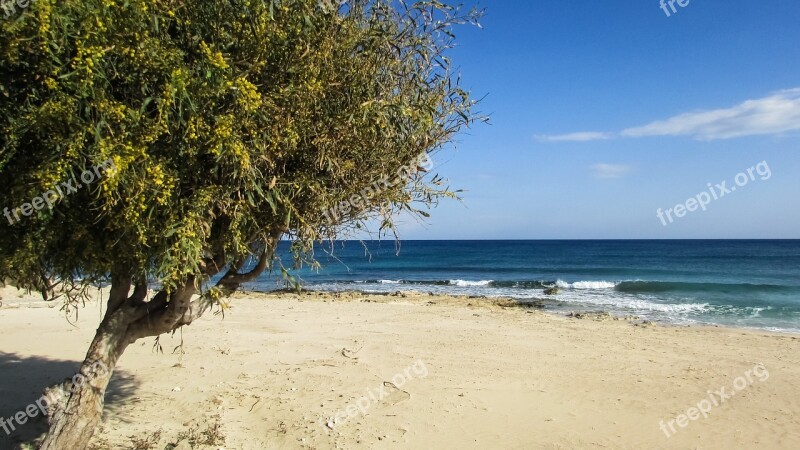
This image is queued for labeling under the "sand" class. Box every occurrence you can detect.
[1,286,799,449]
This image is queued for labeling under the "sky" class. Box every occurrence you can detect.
[392,0,800,240]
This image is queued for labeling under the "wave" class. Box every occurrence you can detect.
[375,279,494,287]
[356,279,551,288]
[366,279,620,290]
[309,280,713,314]
[556,280,618,290]
[375,279,450,286]
[553,295,710,314]
[450,279,493,287]
[338,279,795,296]
[482,280,550,289]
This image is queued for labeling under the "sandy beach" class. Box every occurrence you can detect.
[1,287,798,449]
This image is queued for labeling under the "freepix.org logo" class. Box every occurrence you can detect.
[656,161,771,227]
[3,159,117,226]
[659,0,692,18]
[2,0,36,20]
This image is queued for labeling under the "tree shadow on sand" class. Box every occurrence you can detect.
[0,352,138,450]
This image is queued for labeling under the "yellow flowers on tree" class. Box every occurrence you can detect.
[0,0,482,447]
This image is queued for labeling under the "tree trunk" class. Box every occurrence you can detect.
[37,273,200,449]
[38,316,130,450]
[37,230,281,448]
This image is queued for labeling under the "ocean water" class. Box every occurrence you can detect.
[248,240,800,333]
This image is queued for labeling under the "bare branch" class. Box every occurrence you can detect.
[106,274,132,315]
[125,277,197,341]
[218,250,271,287]
[127,281,149,306]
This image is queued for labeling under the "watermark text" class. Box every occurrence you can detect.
[3,159,117,226]
[657,161,771,227]
[659,363,769,438]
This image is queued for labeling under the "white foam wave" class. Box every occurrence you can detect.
[450,280,493,287]
[555,280,618,290]
[555,292,709,313]
[378,280,402,284]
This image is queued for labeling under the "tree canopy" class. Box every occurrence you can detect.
[0,0,481,303]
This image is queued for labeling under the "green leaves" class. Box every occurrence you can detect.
[0,0,482,295]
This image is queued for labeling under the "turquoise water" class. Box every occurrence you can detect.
[249,240,800,333]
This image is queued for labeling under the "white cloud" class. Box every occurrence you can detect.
[539,88,800,142]
[591,163,632,180]
[535,131,614,142]
[623,88,800,140]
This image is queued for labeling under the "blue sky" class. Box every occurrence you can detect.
[393,0,800,239]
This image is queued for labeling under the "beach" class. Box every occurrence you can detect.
[2,1,798,448]
[1,288,798,449]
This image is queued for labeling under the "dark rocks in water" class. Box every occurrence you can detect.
[492,299,546,310]
[494,299,519,308]
[543,287,560,295]
[522,300,546,309]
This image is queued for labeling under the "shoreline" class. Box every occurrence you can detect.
[4,284,799,336]
[245,287,800,336]
[1,287,799,448]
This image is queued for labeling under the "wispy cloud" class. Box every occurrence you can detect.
[591,163,632,180]
[535,131,614,142]
[623,88,800,140]
[539,88,800,142]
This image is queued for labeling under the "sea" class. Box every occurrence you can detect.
[246,240,800,334]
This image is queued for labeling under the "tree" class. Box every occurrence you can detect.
[0,0,482,447]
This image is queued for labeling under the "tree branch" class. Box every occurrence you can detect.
[217,250,270,287]
[127,281,149,306]
[106,274,132,315]
[125,277,197,342]
[217,229,283,291]
[169,296,214,330]
[201,253,228,277]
